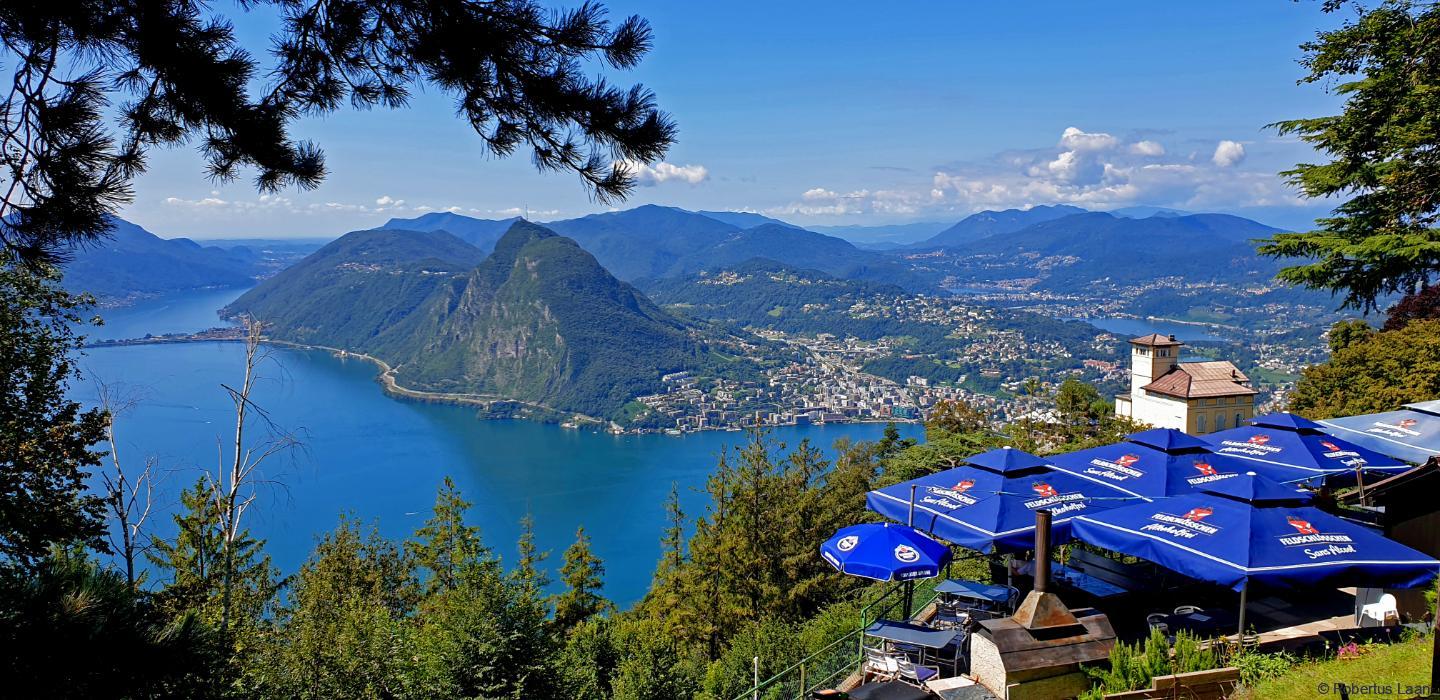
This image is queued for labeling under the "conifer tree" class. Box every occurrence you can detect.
[1258,0,1440,311]
[406,476,495,597]
[247,515,418,696]
[553,526,612,634]
[512,512,551,594]
[147,478,279,635]
[0,265,107,567]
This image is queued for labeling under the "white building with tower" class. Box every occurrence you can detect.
[1114,333,1256,435]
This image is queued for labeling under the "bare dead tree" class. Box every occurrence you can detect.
[95,380,160,592]
[210,316,300,635]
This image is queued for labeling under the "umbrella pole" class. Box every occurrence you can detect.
[904,484,916,620]
[1237,579,1250,641]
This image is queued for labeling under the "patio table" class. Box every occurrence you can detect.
[1053,564,1127,598]
[1165,609,1239,636]
[865,619,965,674]
[847,680,932,700]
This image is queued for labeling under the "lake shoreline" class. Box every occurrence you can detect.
[87,331,917,436]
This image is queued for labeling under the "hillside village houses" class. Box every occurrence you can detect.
[1114,333,1256,434]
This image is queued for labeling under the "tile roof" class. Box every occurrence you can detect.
[1129,333,1183,347]
[1141,361,1257,399]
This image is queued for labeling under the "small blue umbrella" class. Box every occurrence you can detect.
[1317,400,1440,465]
[1069,471,1438,635]
[866,449,1140,553]
[1047,428,1296,498]
[821,523,952,582]
[1205,413,1410,486]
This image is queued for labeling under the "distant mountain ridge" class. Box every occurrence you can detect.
[384,204,933,291]
[932,210,1287,289]
[913,205,1087,249]
[62,217,262,299]
[380,212,522,253]
[226,221,756,420]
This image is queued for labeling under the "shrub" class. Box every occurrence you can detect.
[1230,649,1295,687]
[1080,629,1223,699]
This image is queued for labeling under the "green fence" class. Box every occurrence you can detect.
[730,580,940,700]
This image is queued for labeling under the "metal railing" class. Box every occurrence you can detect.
[731,580,940,700]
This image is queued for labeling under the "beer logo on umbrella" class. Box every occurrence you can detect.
[1032,482,1059,498]
[1287,516,1321,535]
[1399,419,1418,428]
[1193,460,1218,476]
[894,545,920,563]
[1116,454,1141,468]
[1247,434,1271,446]
[1182,506,1214,522]
[951,479,975,494]
[836,535,859,552]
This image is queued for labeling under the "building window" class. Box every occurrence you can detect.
[1197,414,1207,433]
[1215,414,1226,430]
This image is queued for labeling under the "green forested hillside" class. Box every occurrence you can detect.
[227,222,760,419]
[938,212,1286,289]
[639,258,929,340]
[62,217,262,299]
[223,228,486,350]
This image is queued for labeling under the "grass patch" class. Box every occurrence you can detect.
[1235,635,1434,699]
[1251,366,1301,386]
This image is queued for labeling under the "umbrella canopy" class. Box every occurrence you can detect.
[1317,400,1440,465]
[1068,472,1439,591]
[1191,471,1313,505]
[866,452,1140,553]
[935,578,1015,604]
[965,446,1051,474]
[821,523,951,582]
[1046,428,1293,498]
[1205,413,1409,486]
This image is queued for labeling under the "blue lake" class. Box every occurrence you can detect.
[76,292,922,607]
[1064,316,1224,342]
[88,287,248,341]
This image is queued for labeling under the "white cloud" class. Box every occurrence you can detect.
[160,192,566,222]
[1058,126,1118,152]
[620,159,709,186]
[1212,140,1246,167]
[1129,140,1165,157]
[765,127,1300,221]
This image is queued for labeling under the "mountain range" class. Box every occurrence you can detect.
[225,222,759,420]
[943,211,1286,289]
[383,205,931,291]
[911,204,1088,249]
[62,217,262,299]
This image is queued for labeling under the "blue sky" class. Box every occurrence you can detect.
[128,1,1349,238]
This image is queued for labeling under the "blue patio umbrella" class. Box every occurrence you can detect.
[821,523,952,582]
[1205,413,1409,487]
[866,448,1141,553]
[1068,472,1440,634]
[1046,428,1296,498]
[965,446,1051,474]
[1317,400,1440,465]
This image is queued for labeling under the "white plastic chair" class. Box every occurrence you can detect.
[1146,613,1170,636]
[894,656,941,687]
[1173,605,1204,615]
[1359,593,1398,627]
[863,646,898,680]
